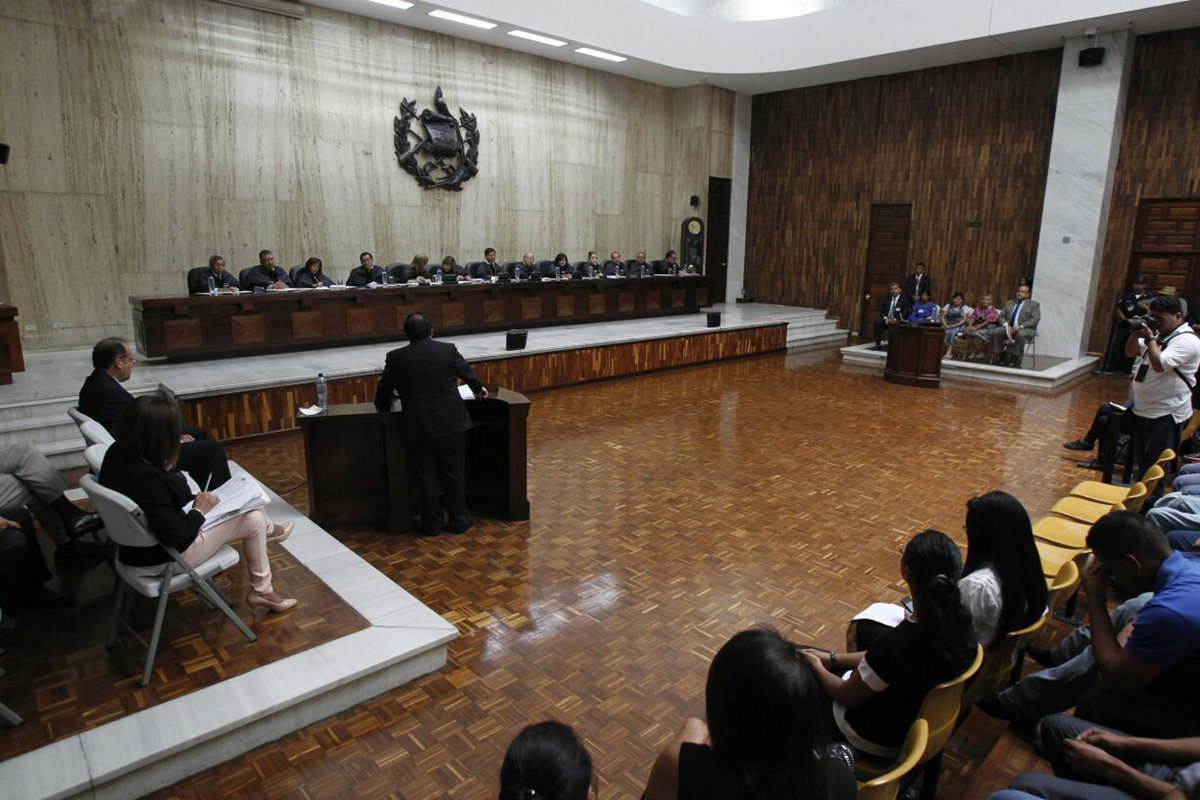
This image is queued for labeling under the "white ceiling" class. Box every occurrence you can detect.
[305,0,1200,93]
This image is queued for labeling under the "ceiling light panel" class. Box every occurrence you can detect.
[575,47,627,63]
[428,9,496,29]
[366,0,413,9]
[507,30,568,47]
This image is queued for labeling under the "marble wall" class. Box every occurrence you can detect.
[0,0,733,351]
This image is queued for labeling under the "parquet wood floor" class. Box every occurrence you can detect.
[143,350,1122,798]
[0,502,369,761]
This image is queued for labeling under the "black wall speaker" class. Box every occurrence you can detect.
[1079,47,1106,67]
[689,194,700,208]
[706,311,722,328]
[0,144,9,165]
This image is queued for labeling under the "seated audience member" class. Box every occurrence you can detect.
[577,251,601,278]
[188,255,239,295]
[603,251,626,277]
[0,507,74,614]
[848,492,1045,652]
[803,529,977,757]
[903,261,931,303]
[0,444,103,569]
[961,293,1001,358]
[100,396,296,614]
[473,247,501,280]
[293,256,334,288]
[80,338,231,490]
[873,282,912,349]
[941,291,973,358]
[991,283,1040,366]
[547,252,571,280]
[656,250,683,275]
[980,512,1200,739]
[240,249,291,291]
[645,627,856,799]
[630,251,652,277]
[498,721,593,800]
[990,715,1200,800]
[346,252,383,287]
[514,252,538,281]
[907,290,939,324]
[1064,399,1134,471]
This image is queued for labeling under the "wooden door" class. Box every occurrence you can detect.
[860,204,912,336]
[706,177,731,303]
[1127,199,1200,301]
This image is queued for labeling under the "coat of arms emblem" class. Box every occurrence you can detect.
[393,86,479,191]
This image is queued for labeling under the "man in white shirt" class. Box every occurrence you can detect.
[1127,295,1200,484]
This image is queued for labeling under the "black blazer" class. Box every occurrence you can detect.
[99,444,204,566]
[602,260,626,277]
[347,265,383,287]
[879,293,912,323]
[373,338,483,441]
[79,369,134,431]
[903,273,931,301]
[293,270,334,288]
[187,267,238,295]
[241,264,291,291]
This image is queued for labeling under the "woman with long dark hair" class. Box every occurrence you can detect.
[960,491,1048,647]
[499,720,593,800]
[805,530,977,757]
[294,256,333,288]
[644,627,856,799]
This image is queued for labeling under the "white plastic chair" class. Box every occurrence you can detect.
[66,406,95,429]
[79,475,255,685]
[84,443,110,475]
[79,420,115,447]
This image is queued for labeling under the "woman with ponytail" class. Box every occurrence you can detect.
[644,627,856,799]
[803,530,977,757]
[499,721,593,800]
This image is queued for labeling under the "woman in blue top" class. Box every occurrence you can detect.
[908,290,940,324]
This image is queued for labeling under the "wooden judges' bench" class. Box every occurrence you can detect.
[132,276,710,359]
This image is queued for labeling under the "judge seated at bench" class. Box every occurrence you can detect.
[293,256,334,288]
[655,250,683,275]
[241,249,291,291]
[188,255,240,295]
[432,256,466,283]
[546,253,571,280]
[990,283,1040,367]
[577,251,601,278]
[513,253,538,281]
[602,251,626,277]
[346,252,383,287]
[630,251,652,277]
[472,247,501,280]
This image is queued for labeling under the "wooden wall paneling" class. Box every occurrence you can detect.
[1093,28,1200,351]
[746,51,1061,332]
[178,326,787,440]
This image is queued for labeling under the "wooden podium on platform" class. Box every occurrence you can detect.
[884,324,944,388]
[298,387,530,534]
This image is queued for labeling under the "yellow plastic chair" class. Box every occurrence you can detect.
[1051,482,1146,524]
[962,613,1048,708]
[1036,539,1089,580]
[1045,559,1082,612]
[856,644,984,800]
[857,720,929,800]
[1034,515,1091,550]
[1070,465,1163,507]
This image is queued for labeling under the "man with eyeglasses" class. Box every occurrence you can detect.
[79,338,231,489]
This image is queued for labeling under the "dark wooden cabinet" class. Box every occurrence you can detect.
[298,389,530,534]
[132,277,710,360]
[0,305,26,385]
[884,324,944,388]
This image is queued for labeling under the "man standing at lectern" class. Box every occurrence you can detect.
[873,282,911,349]
[374,313,486,536]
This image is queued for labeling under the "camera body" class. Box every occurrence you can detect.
[1126,314,1158,331]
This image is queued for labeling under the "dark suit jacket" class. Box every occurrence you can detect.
[629,260,653,277]
[602,260,626,277]
[294,270,334,288]
[241,264,291,291]
[903,273,931,301]
[373,338,483,442]
[879,293,912,323]
[473,261,500,279]
[79,370,135,431]
[187,268,238,295]
[99,444,204,567]
[347,265,383,287]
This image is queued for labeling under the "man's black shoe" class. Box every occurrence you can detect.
[1077,459,1104,471]
[54,540,105,569]
[1062,439,1093,451]
[448,517,475,535]
[22,587,75,613]
[1025,645,1057,669]
[65,512,103,539]
[975,694,1015,722]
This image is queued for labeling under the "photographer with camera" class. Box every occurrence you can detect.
[1125,295,1200,485]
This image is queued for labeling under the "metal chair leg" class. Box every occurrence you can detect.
[192,577,256,644]
[141,591,171,686]
[107,581,128,648]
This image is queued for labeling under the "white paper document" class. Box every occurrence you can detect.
[184,473,270,531]
[851,602,907,627]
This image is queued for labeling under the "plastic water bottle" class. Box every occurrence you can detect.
[316,372,327,410]
[207,275,216,295]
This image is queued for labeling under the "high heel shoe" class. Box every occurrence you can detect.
[246,591,298,614]
[267,522,293,544]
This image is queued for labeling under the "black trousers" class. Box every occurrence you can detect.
[177,428,231,489]
[0,506,51,612]
[1132,412,1182,487]
[410,433,470,534]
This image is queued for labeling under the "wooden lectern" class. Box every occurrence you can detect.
[883,324,944,388]
[298,387,530,534]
